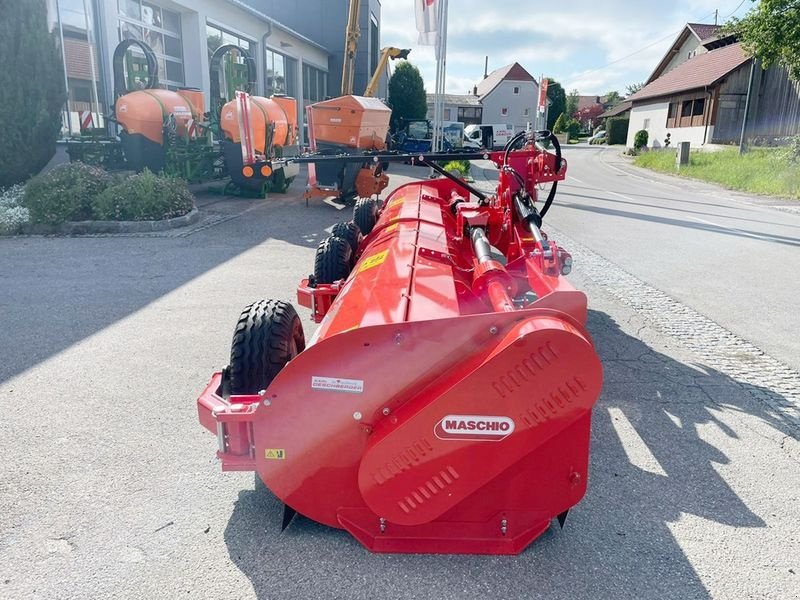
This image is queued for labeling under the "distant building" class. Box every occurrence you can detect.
[597,100,632,121]
[627,23,800,148]
[476,63,539,131]
[425,93,483,125]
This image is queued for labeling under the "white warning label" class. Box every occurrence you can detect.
[311,376,364,393]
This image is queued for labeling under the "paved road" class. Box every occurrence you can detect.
[546,146,800,371]
[0,161,798,599]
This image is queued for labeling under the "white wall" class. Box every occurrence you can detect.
[662,36,705,76]
[481,80,538,131]
[627,102,712,148]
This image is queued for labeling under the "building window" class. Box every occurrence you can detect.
[206,23,256,101]
[118,0,184,89]
[513,86,520,94]
[692,98,705,116]
[501,107,508,116]
[265,49,297,97]
[302,63,328,103]
[443,108,451,120]
[643,118,650,129]
[681,100,693,117]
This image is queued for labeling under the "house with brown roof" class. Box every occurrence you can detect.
[475,62,540,132]
[626,24,800,148]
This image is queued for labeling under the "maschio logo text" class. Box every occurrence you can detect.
[434,415,515,441]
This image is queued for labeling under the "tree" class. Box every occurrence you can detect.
[626,82,645,96]
[387,62,427,132]
[604,91,622,106]
[574,104,606,130]
[545,78,566,131]
[565,89,580,118]
[0,0,65,187]
[725,0,800,81]
[552,112,567,134]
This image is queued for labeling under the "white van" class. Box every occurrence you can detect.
[464,123,516,149]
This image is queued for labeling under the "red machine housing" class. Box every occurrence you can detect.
[198,142,603,555]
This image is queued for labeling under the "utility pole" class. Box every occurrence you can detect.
[738,58,757,155]
[714,9,718,25]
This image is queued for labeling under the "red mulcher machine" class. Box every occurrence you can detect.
[197,130,603,555]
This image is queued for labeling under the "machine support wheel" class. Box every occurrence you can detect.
[314,236,352,284]
[331,221,361,256]
[353,198,378,235]
[228,300,305,395]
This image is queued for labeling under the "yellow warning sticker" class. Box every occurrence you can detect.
[386,196,404,209]
[265,449,286,460]
[357,249,389,273]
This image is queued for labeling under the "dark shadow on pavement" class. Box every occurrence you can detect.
[558,202,800,247]
[558,189,797,229]
[223,310,784,600]
[0,171,361,385]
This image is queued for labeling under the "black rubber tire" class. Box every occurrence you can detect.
[353,198,378,235]
[331,221,361,255]
[313,236,352,284]
[229,300,305,395]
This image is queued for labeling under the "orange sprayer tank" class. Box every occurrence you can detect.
[115,89,203,145]
[220,95,298,153]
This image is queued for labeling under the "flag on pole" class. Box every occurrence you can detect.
[415,0,438,45]
[538,76,549,114]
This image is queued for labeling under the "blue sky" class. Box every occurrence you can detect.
[380,0,754,95]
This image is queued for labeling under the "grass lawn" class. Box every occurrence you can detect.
[633,148,800,199]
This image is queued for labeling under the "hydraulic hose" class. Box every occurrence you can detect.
[209,44,257,119]
[112,39,158,99]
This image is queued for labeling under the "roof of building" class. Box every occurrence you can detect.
[226,0,331,54]
[646,22,724,84]
[687,22,723,41]
[577,95,602,111]
[426,93,482,106]
[476,62,536,98]
[630,42,750,102]
[598,100,632,119]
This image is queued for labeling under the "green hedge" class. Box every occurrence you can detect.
[23,162,112,224]
[22,163,194,224]
[607,117,630,145]
[92,169,194,221]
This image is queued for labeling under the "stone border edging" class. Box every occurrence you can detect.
[19,206,200,236]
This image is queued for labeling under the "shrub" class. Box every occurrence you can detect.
[634,129,649,150]
[0,184,30,235]
[0,1,66,187]
[565,118,582,139]
[23,162,112,224]
[607,117,630,145]
[552,113,567,134]
[442,160,471,178]
[92,169,194,221]
[778,135,800,163]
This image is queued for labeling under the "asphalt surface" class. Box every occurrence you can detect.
[544,147,800,371]
[1,155,798,599]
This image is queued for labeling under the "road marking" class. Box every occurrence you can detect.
[685,215,778,244]
[608,407,668,476]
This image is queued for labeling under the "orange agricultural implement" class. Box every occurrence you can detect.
[197,131,603,554]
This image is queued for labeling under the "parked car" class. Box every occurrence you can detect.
[588,130,607,144]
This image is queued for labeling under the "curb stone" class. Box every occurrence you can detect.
[18,206,200,236]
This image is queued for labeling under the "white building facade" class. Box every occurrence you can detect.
[48,0,331,144]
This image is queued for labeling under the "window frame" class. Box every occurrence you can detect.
[118,0,184,89]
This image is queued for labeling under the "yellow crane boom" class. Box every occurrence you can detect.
[341,0,361,96]
[364,47,411,97]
